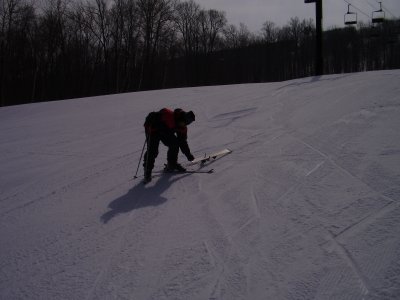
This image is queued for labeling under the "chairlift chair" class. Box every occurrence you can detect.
[372,2,385,23]
[344,4,357,25]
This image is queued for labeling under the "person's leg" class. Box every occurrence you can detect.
[143,134,160,179]
[160,133,186,171]
[160,133,179,166]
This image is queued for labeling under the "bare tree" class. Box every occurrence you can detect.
[223,23,252,48]
[1,0,399,107]
[261,20,277,43]
[81,0,112,91]
[174,0,200,55]
[198,8,226,54]
[0,0,21,105]
[39,0,69,93]
[1,0,38,104]
[136,0,176,89]
[114,0,141,91]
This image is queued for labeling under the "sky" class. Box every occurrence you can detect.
[196,0,400,32]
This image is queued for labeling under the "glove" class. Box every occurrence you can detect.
[187,153,195,161]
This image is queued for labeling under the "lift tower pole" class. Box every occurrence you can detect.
[305,0,323,75]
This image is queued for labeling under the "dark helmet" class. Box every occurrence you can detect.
[174,108,195,125]
[184,111,195,125]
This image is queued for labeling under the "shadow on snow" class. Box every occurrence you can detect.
[100,172,191,224]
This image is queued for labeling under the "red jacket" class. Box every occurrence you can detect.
[145,108,187,136]
[144,108,191,159]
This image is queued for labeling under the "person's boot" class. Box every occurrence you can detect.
[144,169,152,183]
[165,162,186,172]
[174,163,186,172]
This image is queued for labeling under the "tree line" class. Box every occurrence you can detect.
[1,0,399,106]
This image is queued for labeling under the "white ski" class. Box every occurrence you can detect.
[189,148,232,165]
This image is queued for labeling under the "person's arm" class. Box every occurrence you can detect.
[176,128,194,161]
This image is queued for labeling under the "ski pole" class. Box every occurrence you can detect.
[144,134,151,177]
[134,138,147,179]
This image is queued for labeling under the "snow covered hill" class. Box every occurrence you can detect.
[1,70,400,299]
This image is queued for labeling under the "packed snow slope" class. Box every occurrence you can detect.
[1,70,400,300]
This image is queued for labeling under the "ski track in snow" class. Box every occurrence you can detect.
[1,70,400,299]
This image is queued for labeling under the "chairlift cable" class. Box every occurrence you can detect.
[381,4,397,19]
[343,0,394,20]
[344,3,357,25]
[343,0,371,19]
[370,1,386,23]
[371,0,396,19]
[365,0,379,10]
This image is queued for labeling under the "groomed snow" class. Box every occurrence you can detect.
[1,70,400,299]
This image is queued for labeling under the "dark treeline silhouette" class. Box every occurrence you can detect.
[1,0,399,106]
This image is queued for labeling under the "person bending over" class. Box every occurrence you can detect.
[143,108,195,182]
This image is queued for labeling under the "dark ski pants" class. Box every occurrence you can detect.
[143,132,179,173]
